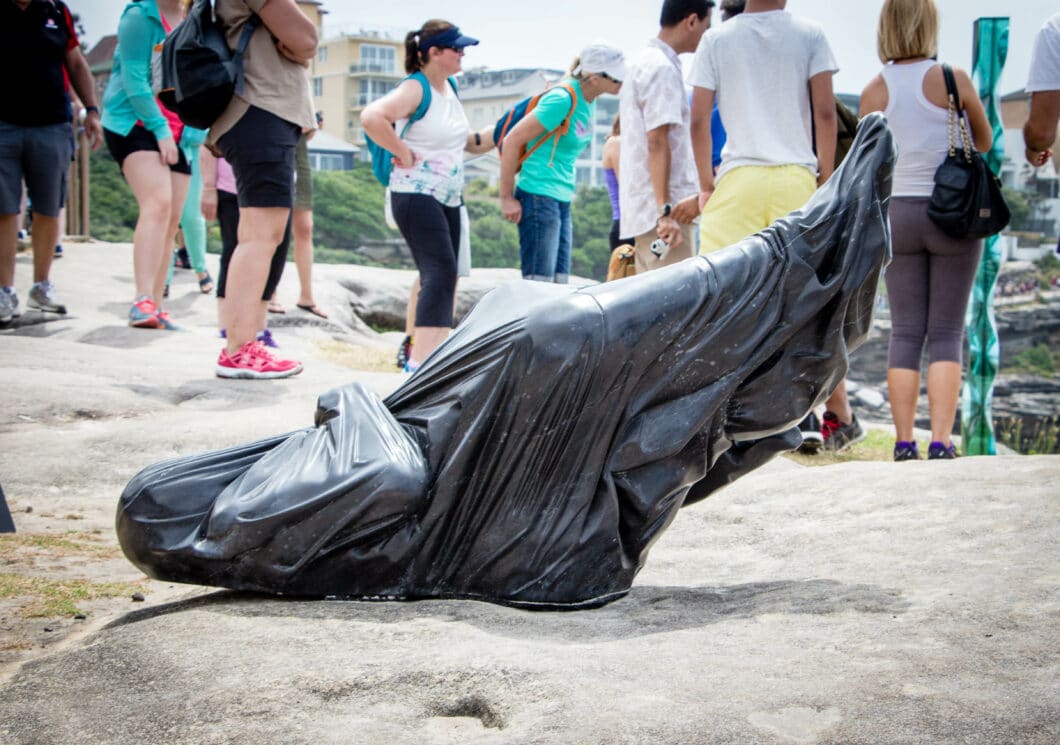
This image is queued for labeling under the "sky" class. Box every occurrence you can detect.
[74,0,1055,97]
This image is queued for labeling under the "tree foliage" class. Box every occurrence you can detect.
[87,160,615,281]
[88,149,137,243]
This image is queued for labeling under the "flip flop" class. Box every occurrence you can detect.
[297,303,328,319]
[198,272,214,294]
[267,301,286,314]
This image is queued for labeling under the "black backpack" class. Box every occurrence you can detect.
[153,0,259,129]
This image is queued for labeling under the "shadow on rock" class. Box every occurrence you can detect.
[106,578,909,642]
[78,326,167,349]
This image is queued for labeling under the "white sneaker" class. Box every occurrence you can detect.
[0,288,14,324]
[28,280,67,314]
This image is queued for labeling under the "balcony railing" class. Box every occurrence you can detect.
[350,62,398,75]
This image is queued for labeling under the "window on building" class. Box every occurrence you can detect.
[358,79,396,106]
[313,77,323,97]
[318,46,328,63]
[359,44,397,74]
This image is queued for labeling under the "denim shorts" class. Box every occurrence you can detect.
[0,120,72,216]
[217,106,300,209]
[516,187,571,283]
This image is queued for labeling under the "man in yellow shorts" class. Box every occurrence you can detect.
[688,0,836,253]
[688,0,865,453]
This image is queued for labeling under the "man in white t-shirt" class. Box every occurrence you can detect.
[619,0,712,273]
[1024,12,1060,168]
[689,1,863,453]
[688,0,837,254]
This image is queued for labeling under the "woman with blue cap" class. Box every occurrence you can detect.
[362,19,493,371]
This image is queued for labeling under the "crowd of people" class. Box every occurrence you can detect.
[1,0,1058,460]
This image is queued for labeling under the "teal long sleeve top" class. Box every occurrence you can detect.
[101,0,205,145]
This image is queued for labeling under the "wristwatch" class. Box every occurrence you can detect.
[657,203,672,219]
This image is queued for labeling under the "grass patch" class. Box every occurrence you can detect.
[0,532,120,561]
[0,574,144,618]
[785,428,906,466]
[316,340,397,373]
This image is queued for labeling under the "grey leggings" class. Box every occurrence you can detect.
[885,197,983,370]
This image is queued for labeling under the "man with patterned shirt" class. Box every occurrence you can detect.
[619,0,713,274]
[0,0,102,325]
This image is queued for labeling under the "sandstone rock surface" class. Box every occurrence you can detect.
[0,243,1057,744]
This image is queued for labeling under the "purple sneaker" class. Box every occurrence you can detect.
[927,441,958,460]
[257,329,279,348]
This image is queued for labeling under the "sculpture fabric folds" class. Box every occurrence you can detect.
[117,114,896,608]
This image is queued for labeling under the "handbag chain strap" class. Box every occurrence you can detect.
[941,63,973,163]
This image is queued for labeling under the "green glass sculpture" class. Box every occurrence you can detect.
[961,17,1009,456]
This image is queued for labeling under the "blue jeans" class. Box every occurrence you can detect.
[517,187,571,283]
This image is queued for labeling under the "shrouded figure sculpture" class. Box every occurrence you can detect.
[117,114,895,608]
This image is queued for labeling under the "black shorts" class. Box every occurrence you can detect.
[217,105,300,209]
[103,124,191,175]
[214,189,290,300]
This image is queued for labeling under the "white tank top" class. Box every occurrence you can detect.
[390,79,470,207]
[880,60,951,197]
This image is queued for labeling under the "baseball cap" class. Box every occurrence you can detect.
[574,42,627,83]
[419,26,480,52]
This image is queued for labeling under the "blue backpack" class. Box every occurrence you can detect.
[365,72,458,186]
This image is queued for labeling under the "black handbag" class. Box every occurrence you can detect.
[926,64,1010,240]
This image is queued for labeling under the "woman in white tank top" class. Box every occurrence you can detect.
[860,0,993,462]
[361,20,494,369]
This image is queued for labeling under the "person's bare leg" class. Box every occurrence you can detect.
[0,214,18,287]
[225,206,290,353]
[293,207,316,308]
[29,213,59,283]
[153,172,190,307]
[887,367,921,443]
[824,379,853,423]
[122,152,173,302]
[926,361,961,446]
[410,326,449,364]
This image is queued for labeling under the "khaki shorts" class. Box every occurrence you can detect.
[698,164,816,254]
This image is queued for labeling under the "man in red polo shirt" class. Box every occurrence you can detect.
[0,0,102,325]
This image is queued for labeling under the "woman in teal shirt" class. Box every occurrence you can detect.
[498,43,625,283]
[101,0,204,329]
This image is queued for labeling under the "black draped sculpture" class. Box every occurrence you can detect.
[117,114,895,608]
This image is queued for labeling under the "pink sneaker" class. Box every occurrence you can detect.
[155,310,182,331]
[215,340,303,380]
[128,295,160,328]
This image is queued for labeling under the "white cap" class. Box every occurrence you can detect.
[574,42,627,82]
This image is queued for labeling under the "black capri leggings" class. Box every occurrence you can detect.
[885,196,983,370]
[391,192,461,328]
[215,189,291,300]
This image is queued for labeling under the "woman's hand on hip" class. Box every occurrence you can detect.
[392,145,416,169]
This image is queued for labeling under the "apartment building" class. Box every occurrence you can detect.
[311,29,405,148]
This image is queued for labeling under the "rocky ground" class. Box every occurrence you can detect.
[0,242,1057,743]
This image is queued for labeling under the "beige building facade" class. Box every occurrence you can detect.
[311,30,405,147]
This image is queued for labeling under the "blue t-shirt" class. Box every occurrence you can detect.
[516,79,595,203]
